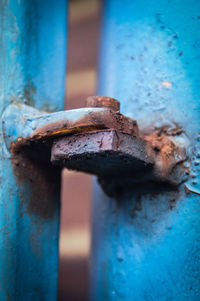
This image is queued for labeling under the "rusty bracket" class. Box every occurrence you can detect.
[51,128,187,196]
[50,97,188,195]
[2,96,188,196]
[2,97,137,152]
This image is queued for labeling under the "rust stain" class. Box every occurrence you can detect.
[32,110,138,139]
[86,96,120,112]
[169,198,177,210]
[10,104,139,213]
[23,81,36,107]
[12,150,60,219]
[10,99,187,202]
[11,109,139,152]
[143,127,186,180]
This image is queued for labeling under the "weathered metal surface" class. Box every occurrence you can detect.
[3,102,138,152]
[51,130,154,176]
[86,96,120,112]
[0,0,67,300]
[51,128,187,196]
[91,0,200,300]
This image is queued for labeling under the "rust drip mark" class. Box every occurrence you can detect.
[23,81,36,107]
[99,137,104,149]
[169,198,177,210]
[12,151,60,219]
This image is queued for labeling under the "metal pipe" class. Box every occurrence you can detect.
[0,0,67,299]
[91,0,200,299]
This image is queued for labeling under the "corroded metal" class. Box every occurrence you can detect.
[5,94,187,200]
[86,96,120,112]
[2,103,138,152]
[51,130,154,177]
[6,96,186,193]
[51,127,187,196]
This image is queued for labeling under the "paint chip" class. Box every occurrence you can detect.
[159,81,172,90]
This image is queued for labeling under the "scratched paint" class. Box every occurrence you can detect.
[91,0,200,300]
[0,1,67,300]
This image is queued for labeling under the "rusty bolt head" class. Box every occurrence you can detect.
[86,96,120,112]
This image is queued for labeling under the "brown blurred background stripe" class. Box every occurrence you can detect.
[58,0,101,300]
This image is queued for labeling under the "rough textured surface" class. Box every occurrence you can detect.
[2,104,138,152]
[86,96,120,112]
[51,127,187,186]
[91,1,200,300]
[51,130,153,177]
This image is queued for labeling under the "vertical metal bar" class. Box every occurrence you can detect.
[92,0,200,300]
[0,0,67,300]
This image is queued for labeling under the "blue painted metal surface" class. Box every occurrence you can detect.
[91,0,200,300]
[0,0,67,300]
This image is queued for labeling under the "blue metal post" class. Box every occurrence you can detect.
[91,0,200,300]
[0,0,67,300]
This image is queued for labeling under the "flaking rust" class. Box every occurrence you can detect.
[51,130,154,178]
[10,96,188,198]
[11,106,138,153]
[32,109,138,139]
[143,127,187,183]
[51,124,188,197]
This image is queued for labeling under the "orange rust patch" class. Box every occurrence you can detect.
[86,96,120,112]
[144,131,184,179]
[32,110,138,138]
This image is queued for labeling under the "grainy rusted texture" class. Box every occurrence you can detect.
[51,127,187,196]
[32,109,138,138]
[143,127,187,182]
[11,108,138,152]
[51,130,153,177]
[86,96,120,112]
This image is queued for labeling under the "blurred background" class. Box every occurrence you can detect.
[58,0,101,300]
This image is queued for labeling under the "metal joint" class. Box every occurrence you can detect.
[3,96,188,197]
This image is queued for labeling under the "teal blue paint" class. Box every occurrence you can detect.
[0,0,67,300]
[0,0,67,113]
[91,0,200,300]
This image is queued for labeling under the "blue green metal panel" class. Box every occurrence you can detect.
[91,0,200,300]
[0,0,67,300]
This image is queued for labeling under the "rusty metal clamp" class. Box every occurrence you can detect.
[2,96,188,196]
